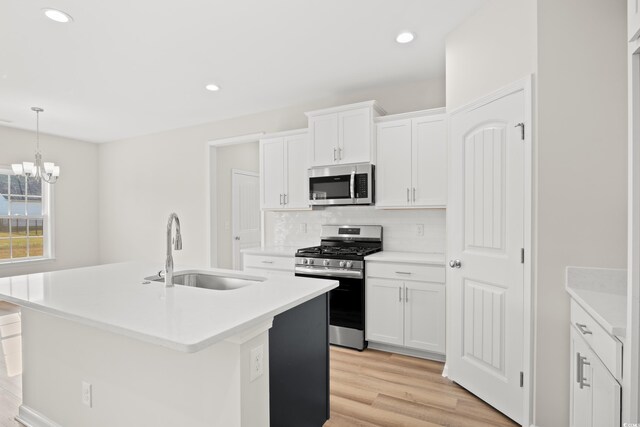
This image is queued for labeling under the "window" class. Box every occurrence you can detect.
[0,169,52,263]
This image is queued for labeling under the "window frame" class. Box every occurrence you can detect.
[0,166,54,265]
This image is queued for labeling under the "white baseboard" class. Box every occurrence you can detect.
[367,342,446,362]
[16,406,62,427]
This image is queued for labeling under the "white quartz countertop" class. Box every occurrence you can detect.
[364,251,446,266]
[0,262,337,353]
[566,266,627,337]
[240,246,298,257]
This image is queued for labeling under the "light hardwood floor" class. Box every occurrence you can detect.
[325,346,518,427]
[0,346,517,427]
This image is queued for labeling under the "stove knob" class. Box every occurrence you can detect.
[346,261,353,268]
[323,259,330,266]
[339,261,346,268]
[308,259,314,265]
[302,258,308,265]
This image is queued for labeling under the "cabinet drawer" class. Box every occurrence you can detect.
[570,300,622,381]
[243,254,294,271]
[366,262,445,283]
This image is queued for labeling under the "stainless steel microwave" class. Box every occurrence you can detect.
[308,163,375,206]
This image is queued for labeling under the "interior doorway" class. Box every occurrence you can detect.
[207,133,263,269]
[231,170,260,270]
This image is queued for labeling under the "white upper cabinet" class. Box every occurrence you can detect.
[630,0,640,41]
[376,109,447,208]
[260,129,310,210]
[376,119,413,207]
[306,101,385,167]
[284,133,309,209]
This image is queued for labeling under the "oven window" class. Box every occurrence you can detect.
[309,175,351,200]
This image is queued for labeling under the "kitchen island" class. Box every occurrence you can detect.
[0,262,337,427]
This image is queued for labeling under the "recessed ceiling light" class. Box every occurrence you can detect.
[43,8,74,23]
[396,32,415,44]
[205,84,220,92]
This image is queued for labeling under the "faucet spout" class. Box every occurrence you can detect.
[165,213,182,287]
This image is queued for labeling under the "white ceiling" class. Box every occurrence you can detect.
[0,0,484,143]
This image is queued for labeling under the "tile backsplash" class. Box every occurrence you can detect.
[265,207,446,254]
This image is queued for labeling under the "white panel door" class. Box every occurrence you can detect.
[338,107,371,164]
[376,120,412,207]
[448,88,525,423]
[260,138,284,209]
[309,114,338,166]
[404,281,446,354]
[231,170,261,270]
[284,133,309,209]
[366,278,404,346]
[413,116,447,207]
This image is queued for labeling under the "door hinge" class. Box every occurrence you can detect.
[520,248,525,264]
[515,122,525,140]
[520,371,524,387]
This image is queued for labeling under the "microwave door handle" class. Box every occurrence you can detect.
[350,171,356,200]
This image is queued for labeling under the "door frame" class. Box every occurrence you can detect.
[231,169,260,270]
[206,132,264,268]
[446,75,534,427]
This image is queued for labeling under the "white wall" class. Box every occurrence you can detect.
[535,1,628,426]
[0,126,99,278]
[445,0,537,110]
[216,142,260,269]
[266,207,446,254]
[98,78,445,266]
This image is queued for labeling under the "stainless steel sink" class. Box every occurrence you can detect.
[144,270,264,290]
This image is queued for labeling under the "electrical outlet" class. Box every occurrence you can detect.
[299,223,307,233]
[82,381,92,408]
[250,345,264,382]
[416,224,424,237]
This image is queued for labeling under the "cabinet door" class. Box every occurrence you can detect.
[630,0,640,41]
[591,349,621,427]
[284,133,310,209]
[309,114,339,167]
[376,120,413,207]
[404,281,446,353]
[570,327,593,427]
[366,278,404,346]
[412,116,447,207]
[260,138,285,209]
[338,107,371,164]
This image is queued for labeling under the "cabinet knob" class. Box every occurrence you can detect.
[449,259,462,269]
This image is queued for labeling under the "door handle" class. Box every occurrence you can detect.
[234,236,240,241]
[333,147,337,162]
[398,286,402,302]
[407,188,410,203]
[413,187,416,202]
[350,171,356,199]
[405,288,409,302]
[284,194,288,205]
[449,260,462,269]
[576,323,592,335]
[338,147,342,160]
[279,194,283,205]
[579,355,591,388]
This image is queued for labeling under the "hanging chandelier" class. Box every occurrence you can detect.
[11,107,60,184]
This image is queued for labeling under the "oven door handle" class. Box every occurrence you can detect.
[350,171,356,200]
[295,266,363,279]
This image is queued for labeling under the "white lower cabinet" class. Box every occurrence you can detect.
[366,261,445,354]
[569,307,622,427]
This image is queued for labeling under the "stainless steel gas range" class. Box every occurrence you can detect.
[294,225,382,351]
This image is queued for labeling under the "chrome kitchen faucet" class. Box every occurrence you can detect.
[165,213,182,287]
